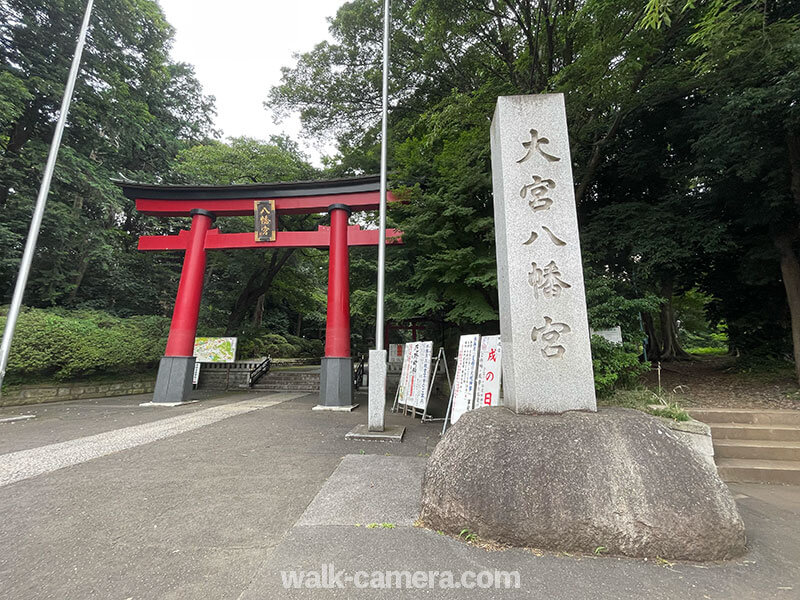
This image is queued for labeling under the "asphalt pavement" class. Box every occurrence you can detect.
[0,391,797,599]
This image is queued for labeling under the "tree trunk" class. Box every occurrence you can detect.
[295,313,303,337]
[658,278,690,360]
[774,229,800,385]
[66,252,90,305]
[252,294,265,327]
[782,134,800,384]
[641,311,661,361]
[0,102,43,208]
[225,249,295,334]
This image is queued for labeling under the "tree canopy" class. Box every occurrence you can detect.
[1,0,799,384]
[0,0,215,315]
[270,0,800,378]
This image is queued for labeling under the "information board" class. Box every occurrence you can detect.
[396,341,433,410]
[474,335,502,408]
[590,326,623,345]
[388,343,404,362]
[193,337,238,363]
[450,334,481,424]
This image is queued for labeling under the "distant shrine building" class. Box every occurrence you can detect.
[119,176,401,408]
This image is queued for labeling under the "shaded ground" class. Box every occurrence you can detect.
[643,356,800,410]
[0,390,798,598]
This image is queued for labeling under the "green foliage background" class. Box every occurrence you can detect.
[0,307,168,381]
[2,0,800,394]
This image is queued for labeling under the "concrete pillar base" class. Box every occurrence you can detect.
[368,349,387,431]
[312,404,359,412]
[152,356,195,405]
[319,356,354,407]
[345,423,405,442]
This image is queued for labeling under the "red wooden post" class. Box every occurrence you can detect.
[165,209,215,357]
[316,204,356,409]
[325,204,351,358]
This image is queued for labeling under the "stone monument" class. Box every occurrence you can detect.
[491,93,595,413]
[418,94,746,561]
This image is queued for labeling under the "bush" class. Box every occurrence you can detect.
[591,335,650,397]
[237,331,323,359]
[285,334,324,358]
[1,307,169,381]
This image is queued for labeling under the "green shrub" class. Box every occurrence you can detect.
[1,307,169,381]
[237,330,326,359]
[284,334,323,358]
[591,335,650,397]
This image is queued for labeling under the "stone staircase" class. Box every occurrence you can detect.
[250,371,320,393]
[688,408,800,485]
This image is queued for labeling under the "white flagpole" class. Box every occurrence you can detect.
[375,0,391,351]
[0,0,95,395]
[366,0,391,433]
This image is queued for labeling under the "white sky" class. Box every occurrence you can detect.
[158,0,346,164]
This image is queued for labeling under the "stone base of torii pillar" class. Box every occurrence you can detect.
[313,357,357,411]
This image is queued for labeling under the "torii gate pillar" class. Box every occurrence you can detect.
[152,208,215,405]
[316,204,355,410]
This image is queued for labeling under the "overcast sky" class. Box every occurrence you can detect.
[158,0,346,163]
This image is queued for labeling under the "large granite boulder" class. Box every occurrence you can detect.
[419,407,746,560]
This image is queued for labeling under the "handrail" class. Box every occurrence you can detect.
[353,354,366,391]
[248,355,272,387]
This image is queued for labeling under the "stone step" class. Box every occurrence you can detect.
[714,440,800,461]
[716,458,800,485]
[709,423,800,442]
[262,373,319,381]
[251,386,319,392]
[689,408,800,427]
[256,379,320,385]
[251,377,319,383]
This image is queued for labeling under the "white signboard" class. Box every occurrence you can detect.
[388,344,404,362]
[590,326,623,345]
[475,335,502,408]
[450,334,481,424]
[193,337,238,363]
[397,341,434,410]
[192,362,202,385]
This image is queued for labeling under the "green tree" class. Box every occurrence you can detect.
[0,0,215,315]
[644,0,800,379]
[171,136,326,335]
[269,0,704,351]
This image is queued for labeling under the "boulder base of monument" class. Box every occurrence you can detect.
[419,407,745,561]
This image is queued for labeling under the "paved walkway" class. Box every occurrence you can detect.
[0,391,798,599]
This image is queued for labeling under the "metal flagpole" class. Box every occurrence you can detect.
[364,0,391,433]
[0,0,95,396]
[375,0,391,351]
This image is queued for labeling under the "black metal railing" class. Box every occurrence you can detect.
[248,355,272,387]
[353,354,365,391]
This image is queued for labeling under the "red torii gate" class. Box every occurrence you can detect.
[120,176,401,407]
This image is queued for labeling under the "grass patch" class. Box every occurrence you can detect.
[365,523,395,529]
[687,347,728,356]
[598,388,657,410]
[649,403,690,422]
[599,388,691,421]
